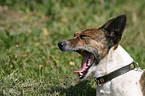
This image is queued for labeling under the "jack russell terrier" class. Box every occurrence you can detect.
[58,15,145,96]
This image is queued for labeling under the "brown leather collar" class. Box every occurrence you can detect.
[95,61,136,86]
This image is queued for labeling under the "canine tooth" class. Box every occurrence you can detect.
[87,63,89,66]
[87,59,91,64]
[79,72,83,76]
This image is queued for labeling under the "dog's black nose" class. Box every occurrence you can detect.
[58,41,66,51]
[58,42,65,48]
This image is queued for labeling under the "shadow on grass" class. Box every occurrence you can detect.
[49,80,96,96]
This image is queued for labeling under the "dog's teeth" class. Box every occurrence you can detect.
[87,59,91,65]
[79,72,83,76]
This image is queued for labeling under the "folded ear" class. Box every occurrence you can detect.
[99,14,127,45]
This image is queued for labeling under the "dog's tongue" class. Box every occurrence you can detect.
[74,55,90,73]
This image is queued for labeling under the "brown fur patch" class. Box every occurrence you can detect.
[71,28,112,59]
[140,72,145,96]
[58,15,127,62]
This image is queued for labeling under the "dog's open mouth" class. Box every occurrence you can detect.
[74,49,95,79]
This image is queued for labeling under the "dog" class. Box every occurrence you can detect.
[58,15,145,96]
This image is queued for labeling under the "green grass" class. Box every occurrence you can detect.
[0,0,145,95]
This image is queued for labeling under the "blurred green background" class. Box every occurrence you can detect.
[0,0,145,95]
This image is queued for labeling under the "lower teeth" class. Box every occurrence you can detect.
[88,59,91,64]
[79,72,83,76]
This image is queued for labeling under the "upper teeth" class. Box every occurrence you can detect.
[88,63,91,66]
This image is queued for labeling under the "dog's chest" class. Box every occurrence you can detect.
[96,81,111,96]
[94,46,143,96]
[96,70,143,96]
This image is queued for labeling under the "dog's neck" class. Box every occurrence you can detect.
[93,45,143,96]
[93,45,133,77]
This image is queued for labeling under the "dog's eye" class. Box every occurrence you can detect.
[74,32,80,37]
[74,34,77,37]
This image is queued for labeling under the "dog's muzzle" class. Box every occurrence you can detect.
[58,40,96,79]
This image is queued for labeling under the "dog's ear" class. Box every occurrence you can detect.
[100,15,127,45]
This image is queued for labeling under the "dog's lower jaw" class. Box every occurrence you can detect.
[90,45,143,96]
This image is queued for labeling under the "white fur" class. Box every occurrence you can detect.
[89,45,143,96]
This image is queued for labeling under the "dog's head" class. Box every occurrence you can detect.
[58,15,127,79]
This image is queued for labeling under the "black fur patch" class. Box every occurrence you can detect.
[100,14,127,45]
